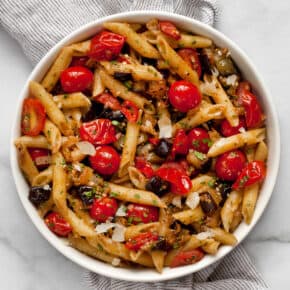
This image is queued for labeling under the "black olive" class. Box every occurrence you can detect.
[152,236,171,251]
[113,72,132,82]
[159,69,170,79]
[199,158,212,174]
[29,186,51,207]
[199,52,212,77]
[199,192,217,216]
[216,181,232,206]
[82,101,104,122]
[99,109,125,122]
[142,57,157,67]
[72,185,96,205]
[145,176,170,196]
[121,43,130,54]
[155,138,172,158]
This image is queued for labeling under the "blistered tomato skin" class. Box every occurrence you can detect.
[126,203,159,224]
[60,66,93,93]
[178,48,202,78]
[188,127,211,154]
[170,249,204,268]
[125,232,159,251]
[159,21,181,40]
[45,212,72,237]
[89,146,120,175]
[168,80,201,113]
[171,129,190,157]
[28,148,51,170]
[90,197,118,222]
[215,150,247,182]
[221,117,246,137]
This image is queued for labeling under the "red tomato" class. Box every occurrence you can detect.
[221,117,246,137]
[28,148,51,170]
[156,167,192,195]
[148,137,160,146]
[21,98,46,136]
[159,21,181,40]
[160,161,187,174]
[117,55,131,64]
[94,93,121,110]
[170,248,204,268]
[45,212,72,237]
[171,129,190,157]
[70,56,89,67]
[178,48,202,78]
[89,146,120,175]
[236,82,264,128]
[188,127,211,153]
[135,157,155,178]
[168,80,201,113]
[233,161,266,190]
[90,197,118,222]
[79,119,117,145]
[126,203,159,225]
[215,150,247,181]
[125,232,159,251]
[120,100,139,122]
[89,31,125,61]
[60,66,93,93]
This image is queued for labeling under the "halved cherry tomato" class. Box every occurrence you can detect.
[89,31,125,61]
[233,161,266,190]
[220,117,246,137]
[90,196,118,222]
[28,148,51,170]
[79,119,116,145]
[45,212,72,237]
[156,167,192,195]
[160,161,187,174]
[188,127,211,153]
[148,137,160,146]
[236,82,264,128]
[117,55,131,64]
[171,129,190,157]
[125,232,159,251]
[120,100,139,122]
[135,157,155,178]
[93,93,121,110]
[215,150,247,181]
[170,248,204,268]
[126,203,159,225]
[70,56,89,67]
[89,146,120,175]
[60,66,93,93]
[178,48,202,78]
[168,80,201,113]
[21,98,46,136]
[159,21,181,40]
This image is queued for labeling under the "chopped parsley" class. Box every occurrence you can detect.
[207,179,216,188]
[192,140,200,147]
[193,151,206,161]
[152,199,158,206]
[112,120,120,126]
[110,192,119,198]
[134,193,141,199]
[239,175,249,187]
[202,138,213,147]
[123,80,132,90]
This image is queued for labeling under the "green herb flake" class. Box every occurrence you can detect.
[152,199,158,206]
[239,175,249,187]
[207,179,216,188]
[134,193,141,199]
[192,140,200,147]
[110,192,119,198]
[110,60,118,65]
[123,80,132,90]
[63,94,69,99]
[97,243,104,251]
[173,242,180,249]
[112,120,120,126]
[202,138,213,147]
[127,216,133,224]
[193,151,206,161]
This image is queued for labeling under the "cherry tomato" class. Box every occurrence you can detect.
[220,117,246,137]
[45,212,72,237]
[70,56,89,67]
[236,82,264,128]
[171,129,190,157]
[125,232,159,251]
[117,55,130,64]
[89,146,120,175]
[159,21,181,40]
[170,248,204,268]
[188,127,211,153]
[21,98,46,136]
[168,80,201,113]
[60,66,93,93]
[90,197,118,222]
[233,161,266,190]
[120,100,139,122]
[79,119,116,145]
[148,137,160,146]
[160,161,187,174]
[156,167,192,195]
[215,150,247,181]
[89,31,125,61]
[135,157,155,178]
[178,48,202,78]
[28,148,51,170]
[93,93,121,110]
[126,203,159,225]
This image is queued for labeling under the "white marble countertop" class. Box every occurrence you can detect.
[0,1,289,289]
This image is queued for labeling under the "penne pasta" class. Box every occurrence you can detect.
[125,222,160,240]
[164,34,212,49]
[43,119,62,153]
[32,165,53,186]
[173,206,204,225]
[53,93,91,111]
[92,68,105,97]
[209,227,237,245]
[15,135,50,149]
[242,184,259,224]
[69,40,91,56]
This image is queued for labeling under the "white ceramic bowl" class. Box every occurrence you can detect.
[10,11,280,282]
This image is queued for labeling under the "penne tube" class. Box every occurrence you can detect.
[43,119,62,153]
[32,165,53,186]
[69,40,91,56]
[208,227,237,245]
[29,81,73,136]
[255,141,268,161]
[182,235,205,251]
[207,128,266,157]
[173,206,204,225]
[229,207,243,232]
[15,135,50,149]
[201,239,220,254]
[156,35,199,87]
[108,183,166,208]
[125,222,160,240]
[242,184,259,224]
[92,68,105,96]
[41,47,73,92]
[164,34,212,49]
[128,166,146,190]
[151,250,166,273]
[103,22,159,59]
[53,93,91,111]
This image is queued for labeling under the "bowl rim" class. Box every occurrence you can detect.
[10,10,280,282]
